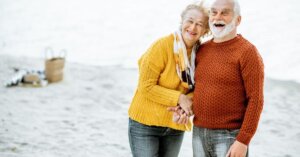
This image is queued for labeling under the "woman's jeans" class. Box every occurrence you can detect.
[128,118,184,157]
[193,126,248,157]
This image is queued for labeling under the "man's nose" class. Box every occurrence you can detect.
[211,13,222,20]
[214,13,222,20]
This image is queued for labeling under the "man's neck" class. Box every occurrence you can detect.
[213,31,238,43]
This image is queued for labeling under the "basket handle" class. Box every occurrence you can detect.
[44,47,54,60]
[59,49,67,58]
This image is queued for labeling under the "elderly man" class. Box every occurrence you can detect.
[191,0,264,157]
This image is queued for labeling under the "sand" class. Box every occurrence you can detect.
[0,55,299,157]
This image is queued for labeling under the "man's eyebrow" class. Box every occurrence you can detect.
[222,9,232,12]
[210,8,232,12]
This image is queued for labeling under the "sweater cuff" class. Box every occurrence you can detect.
[236,131,253,146]
[186,92,194,98]
[171,91,181,107]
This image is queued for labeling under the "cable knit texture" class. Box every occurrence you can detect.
[128,34,192,131]
[193,35,264,145]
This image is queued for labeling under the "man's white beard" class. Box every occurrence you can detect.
[209,18,236,39]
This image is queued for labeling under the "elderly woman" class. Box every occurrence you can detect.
[128,2,210,157]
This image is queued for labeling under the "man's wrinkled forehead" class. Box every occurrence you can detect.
[210,0,234,11]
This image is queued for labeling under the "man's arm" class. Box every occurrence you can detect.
[227,46,264,157]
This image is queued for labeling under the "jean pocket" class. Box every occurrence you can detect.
[225,129,240,136]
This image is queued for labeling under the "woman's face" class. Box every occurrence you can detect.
[181,9,206,48]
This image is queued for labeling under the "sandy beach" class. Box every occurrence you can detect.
[0,55,299,157]
[1,0,300,156]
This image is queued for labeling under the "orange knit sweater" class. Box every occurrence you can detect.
[193,35,264,145]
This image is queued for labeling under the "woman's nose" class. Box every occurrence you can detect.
[190,23,196,30]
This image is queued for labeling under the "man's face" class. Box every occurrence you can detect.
[209,0,238,39]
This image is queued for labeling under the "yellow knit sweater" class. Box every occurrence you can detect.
[128,34,192,131]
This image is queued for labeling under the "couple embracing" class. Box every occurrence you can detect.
[128,0,264,156]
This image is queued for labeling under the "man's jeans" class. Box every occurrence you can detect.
[193,126,248,157]
[128,118,184,157]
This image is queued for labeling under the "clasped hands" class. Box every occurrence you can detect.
[168,95,248,157]
[167,94,193,124]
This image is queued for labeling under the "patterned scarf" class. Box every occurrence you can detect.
[173,31,198,91]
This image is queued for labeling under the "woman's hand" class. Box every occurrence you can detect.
[178,94,193,116]
[167,106,189,124]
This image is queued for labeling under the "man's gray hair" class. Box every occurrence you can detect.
[232,0,241,17]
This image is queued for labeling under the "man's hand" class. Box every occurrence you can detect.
[178,94,193,116]
[226,140,248,157]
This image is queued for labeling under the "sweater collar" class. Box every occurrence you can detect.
[210,34,243,46]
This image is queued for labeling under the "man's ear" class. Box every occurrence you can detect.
[236,16,241,26]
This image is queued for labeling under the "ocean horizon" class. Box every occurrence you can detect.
[1,0,299,82]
